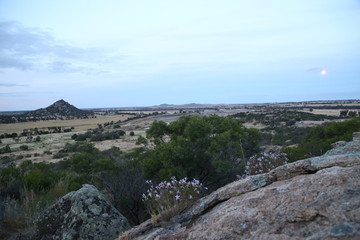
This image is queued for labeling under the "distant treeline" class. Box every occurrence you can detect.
[72,129,126,142]
[0,115,95,124]
[287,105,360,110]
[232,110,341,127]
[0,127,74,139]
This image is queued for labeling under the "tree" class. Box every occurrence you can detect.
[139,115,261,189]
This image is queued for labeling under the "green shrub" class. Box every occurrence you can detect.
[282,118,360,162]
[0,145,11,154]
[19,145,29,151]
[139,115,261,189]
[53,151,68,159]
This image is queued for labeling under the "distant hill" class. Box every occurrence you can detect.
[0,100,95,123]
[23,99,94,118]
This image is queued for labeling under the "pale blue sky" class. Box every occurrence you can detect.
[0,0,359,111]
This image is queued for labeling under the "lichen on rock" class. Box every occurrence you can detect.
[32,184,130,240]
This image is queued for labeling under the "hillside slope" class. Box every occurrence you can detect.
[0,100,94,123]
[119,133,360,240]
[23,99,94,119]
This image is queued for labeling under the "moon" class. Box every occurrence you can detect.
[321,70,327,75]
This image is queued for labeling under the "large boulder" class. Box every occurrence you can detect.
[119,133,360,240]
[32,184,130,240]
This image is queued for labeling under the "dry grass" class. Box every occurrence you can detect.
[299,109,345,116]
[0,129,146,166]
[0,115,130,134]
[94,130,146,151]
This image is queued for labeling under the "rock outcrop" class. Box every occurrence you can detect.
[119,133,360,240]
[32,184,130,240]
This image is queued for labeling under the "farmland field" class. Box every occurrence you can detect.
[1,100,359,167]
[0,115,130,134]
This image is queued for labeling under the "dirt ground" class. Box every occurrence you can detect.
[299,109,344,116]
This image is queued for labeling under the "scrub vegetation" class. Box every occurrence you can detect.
[1,101,360,239]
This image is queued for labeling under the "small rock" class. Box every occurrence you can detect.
[331,141,347,149]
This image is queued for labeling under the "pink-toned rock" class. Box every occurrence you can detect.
[118,134,360,240]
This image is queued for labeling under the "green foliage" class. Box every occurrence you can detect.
[282,118,360,162]
[53,142,99,159]
[270,127,312,146]
[233,109,340,127]
[0,167,21,189]
[0,144,148,235]
[136,135,148,146]
[19,162,61,192]
[0,144,11,154]
[146,120,169,145]
[139,115,261,188]
[61,153,117,174]
[75,129,126,142]
[19,145,29,151]
[101,158,148,225]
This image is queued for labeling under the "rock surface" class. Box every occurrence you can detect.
[32,184,130,240]
[119,133,360,240]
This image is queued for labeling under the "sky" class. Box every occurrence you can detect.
[0,0,359,111]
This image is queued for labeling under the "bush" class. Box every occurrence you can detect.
[142,177,205,221]
[53,151,68,159]
[139,115,261,189]
[1,156,13,165]
[245,152,288,176]
[282,118,360,162]
[20,145,29,151]
[101,158,148,225]
[0,145,11,154]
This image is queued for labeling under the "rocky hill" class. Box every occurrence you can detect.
[23,99,94,119]
[0,100,94,123]
[118,133,360,240]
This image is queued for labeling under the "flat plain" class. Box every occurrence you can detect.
[1,100,359,166]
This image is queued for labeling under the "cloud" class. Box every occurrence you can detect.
[0,20,51,70]
[50,61,78,73]
[0,19,111,74]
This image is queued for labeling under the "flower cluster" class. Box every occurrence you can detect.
[142,177,204,220]
[245,152,288,176]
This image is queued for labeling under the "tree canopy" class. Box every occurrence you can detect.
[138,115,261,188]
